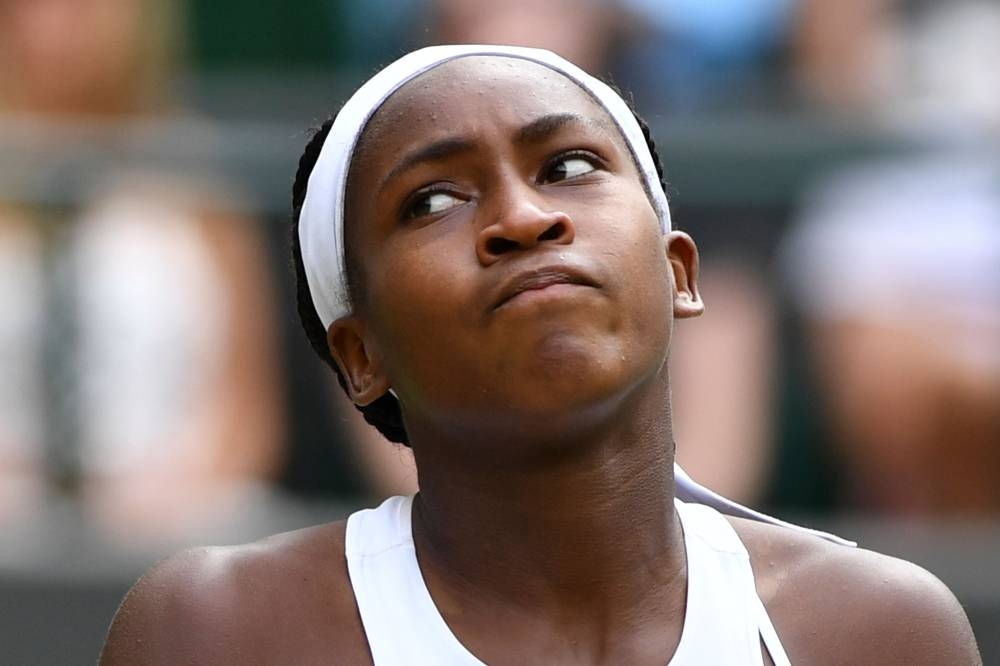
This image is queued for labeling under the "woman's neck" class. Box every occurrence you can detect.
[407,376,686,624]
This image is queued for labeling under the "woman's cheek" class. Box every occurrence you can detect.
[370,240,469,338]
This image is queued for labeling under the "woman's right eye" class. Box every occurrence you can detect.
[404,190,464,220]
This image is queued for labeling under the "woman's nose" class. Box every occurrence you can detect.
[475,190,576,265]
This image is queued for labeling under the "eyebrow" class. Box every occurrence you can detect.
[514,112,592,145]
[378,112,611,194]
[379,137,477,195]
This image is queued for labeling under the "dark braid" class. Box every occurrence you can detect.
[609,81,669,200]
[290,107,667,449]
[290,115,410,445]
[632,111,667,194]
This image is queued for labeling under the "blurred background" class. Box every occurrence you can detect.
[1,0,998,663]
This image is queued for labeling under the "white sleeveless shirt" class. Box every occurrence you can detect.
[345,495,793,665]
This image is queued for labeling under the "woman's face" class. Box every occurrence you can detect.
[339,56,682,437]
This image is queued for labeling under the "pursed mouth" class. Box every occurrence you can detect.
[492,267,598,311]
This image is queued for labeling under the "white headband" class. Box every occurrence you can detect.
[298,44,672,329]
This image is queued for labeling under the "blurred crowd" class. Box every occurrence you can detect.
[1,0,998,550]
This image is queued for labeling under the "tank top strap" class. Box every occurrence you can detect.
[670,499,792,666]
[674,464,854,547]
[345,495,485,666]
[669,500,763,665]
[753,590,793,666]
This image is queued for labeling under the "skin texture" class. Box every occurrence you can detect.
[100,57,981,665]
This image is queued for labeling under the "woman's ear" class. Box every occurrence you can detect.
[665,231,705,319]
[327,317,392,406]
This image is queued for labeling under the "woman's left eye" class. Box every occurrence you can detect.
[543,155,597,183]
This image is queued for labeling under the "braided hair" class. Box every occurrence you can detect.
[290,107,668,447]
[291,117,410,445]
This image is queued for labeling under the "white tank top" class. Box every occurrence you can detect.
[345,495,794,665]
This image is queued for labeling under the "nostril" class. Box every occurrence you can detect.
[486,236,519,255]
[537,222,565,242]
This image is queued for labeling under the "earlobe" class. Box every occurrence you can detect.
[326,317,392,406]
[664,231,705,319]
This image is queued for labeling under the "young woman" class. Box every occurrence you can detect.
[101,45,981,665]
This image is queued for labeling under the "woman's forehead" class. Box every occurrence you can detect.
[359,55,614,151]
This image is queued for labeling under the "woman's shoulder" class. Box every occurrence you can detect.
[730,516,982,666]
[99,519,372,665]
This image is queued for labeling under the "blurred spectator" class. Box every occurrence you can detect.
[432,0,623,74]
[889,1,1000,134]
[177,0,436,502]
[432,0,797,113]
[618,0,797,112]
[0,0,177,116]
[780,156,1000,516]
[0,206,47,523]
[0,0,285,541]
[794,0,1000,132]
[792,0,897,114]
[670,261,778,503]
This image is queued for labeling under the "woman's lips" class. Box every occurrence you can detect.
[492,266,599,312]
